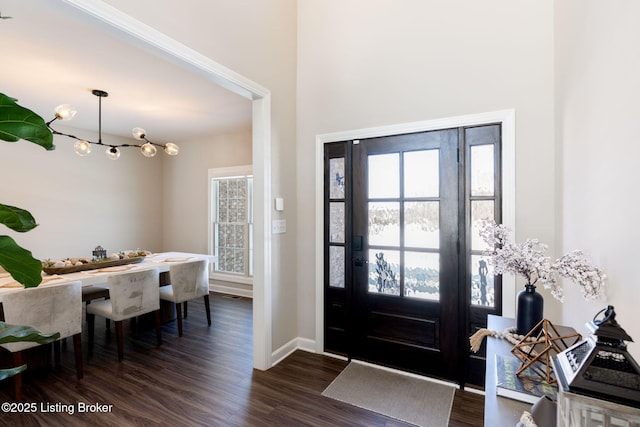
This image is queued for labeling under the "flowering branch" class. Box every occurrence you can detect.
[479,219,606,302]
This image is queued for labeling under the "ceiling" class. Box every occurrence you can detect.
[1,0,252,146]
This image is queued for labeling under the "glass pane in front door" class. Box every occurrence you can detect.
[368,249,400,296]
[368,153,399,198]
[404,251,439,300]
[404,202,439,248]
[404,149,439,198]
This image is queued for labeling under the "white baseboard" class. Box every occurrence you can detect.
[271,337,317,367]
[209,283,253,298]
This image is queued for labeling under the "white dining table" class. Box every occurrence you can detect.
[0,252,216,303]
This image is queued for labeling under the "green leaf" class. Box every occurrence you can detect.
[0,93,54,150]
[0,203,38,232]
[0,323,61,380]
[0,366,27,381]
[0,236,42,287]
[0,322,60,345]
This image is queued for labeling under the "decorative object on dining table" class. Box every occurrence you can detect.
[92,245,107,260]
[479,219,607,335]
[41,249,151,275]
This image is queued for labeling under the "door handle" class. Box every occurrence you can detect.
[354,255,367,267]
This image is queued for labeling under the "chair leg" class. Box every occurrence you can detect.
[176,302,183,337]
[155,310,162,346]
[13,351,23,402]
[183,301,188,319]
[115,320,124,362]
[73,333,84,379]
[204,294,212,326]
[87,313,95,356]
[54,340,61,367]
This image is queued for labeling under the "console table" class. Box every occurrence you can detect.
[485,315,530,426]
[484,314,577,426]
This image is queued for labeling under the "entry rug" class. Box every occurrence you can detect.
[321,362,455,427]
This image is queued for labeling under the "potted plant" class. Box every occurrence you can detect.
[0,92,54,286]
[479,219,607,334]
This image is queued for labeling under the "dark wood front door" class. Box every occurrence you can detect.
[324,124,502,385]
[350,129,460,380]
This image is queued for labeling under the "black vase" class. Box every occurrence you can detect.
[516,284,544,335]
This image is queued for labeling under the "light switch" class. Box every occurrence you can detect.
[274,197,284,211]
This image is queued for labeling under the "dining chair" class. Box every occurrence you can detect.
[0,281,83,401]
[159,259,211,336]
[82,285,111,331]
[86,267,161,361]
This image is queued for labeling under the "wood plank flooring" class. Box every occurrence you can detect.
[0,293,484,426]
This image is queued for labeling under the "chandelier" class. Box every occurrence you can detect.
[46,89,179,160]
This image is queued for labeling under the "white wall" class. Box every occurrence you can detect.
[102,0,299,353]
[555,1,640,357]
[162,130,252,253]
[297,0,557,339]
[0,123,163,260]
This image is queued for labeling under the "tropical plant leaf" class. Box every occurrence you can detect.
[0,366,27,381]
[0,236,42,287]
[0,203,38,233]
[0,322,61,380]
[0,322,60,345]
[0,93,54,150]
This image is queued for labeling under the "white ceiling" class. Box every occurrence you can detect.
[1,0,252,146]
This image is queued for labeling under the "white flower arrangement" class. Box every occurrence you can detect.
[479,219,606,302]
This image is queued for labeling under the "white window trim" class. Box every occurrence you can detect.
[208,165,254,286]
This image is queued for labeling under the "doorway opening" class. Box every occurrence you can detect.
[64,0,273,370]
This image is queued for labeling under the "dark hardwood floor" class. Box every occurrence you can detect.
[0,293,484,426]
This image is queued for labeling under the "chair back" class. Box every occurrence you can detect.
[169,259,209,303]
[1,281,82,352]
[108,268,160,321]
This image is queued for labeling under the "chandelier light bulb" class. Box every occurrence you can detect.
[164,143,179,156]
[140,142,157,157]
[132,127,146,140]
[106,146,120,160]
[54,104,77,121]
[74,140,91,156]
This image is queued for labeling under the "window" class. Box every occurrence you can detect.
[209,166,253,284]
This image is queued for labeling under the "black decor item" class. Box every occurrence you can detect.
[516,284,544,335]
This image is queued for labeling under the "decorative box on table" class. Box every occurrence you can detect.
[552,306,640,427]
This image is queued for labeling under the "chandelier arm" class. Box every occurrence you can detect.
[48,123,168,149]
[143,138,168,148]
[48,124,98,145]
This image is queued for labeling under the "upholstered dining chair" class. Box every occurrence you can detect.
[86,267,161,361]
[0,281,83,401]
[82,284,111,331]
[159,259,211,336]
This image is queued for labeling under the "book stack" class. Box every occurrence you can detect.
[495,354,557,404]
